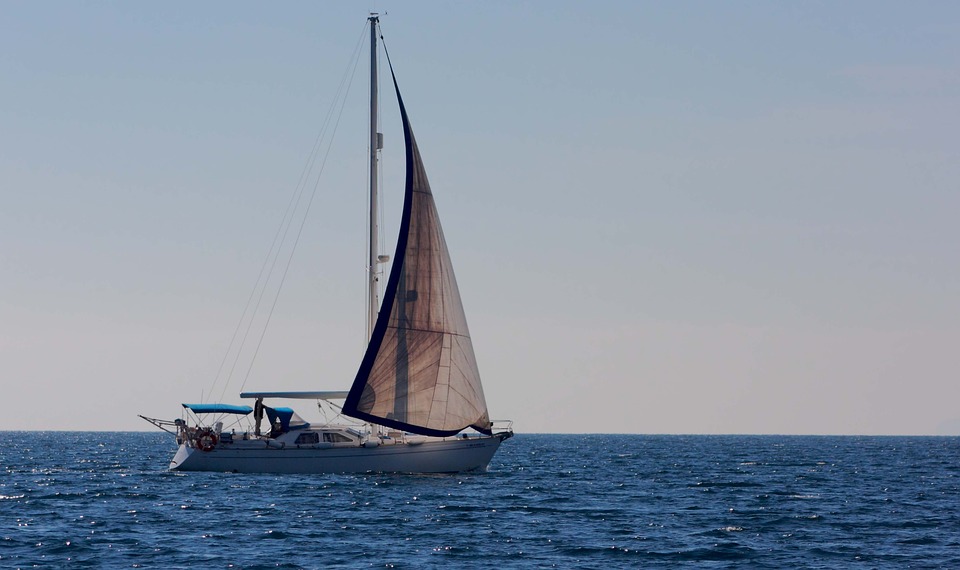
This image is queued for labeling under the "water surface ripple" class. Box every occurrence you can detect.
[1,433,958,568]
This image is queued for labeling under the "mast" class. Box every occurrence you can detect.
[367,14,381,340]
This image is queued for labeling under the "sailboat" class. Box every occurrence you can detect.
[140,15,512,473]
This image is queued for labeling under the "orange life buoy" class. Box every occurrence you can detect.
[195,428,218,452]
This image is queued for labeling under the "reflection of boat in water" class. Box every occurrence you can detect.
[140,15,512,473]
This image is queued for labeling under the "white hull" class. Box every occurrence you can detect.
[169,434,507,474]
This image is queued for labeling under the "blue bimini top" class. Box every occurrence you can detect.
[182,403,254,415]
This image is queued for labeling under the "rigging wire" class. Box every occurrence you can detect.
[235,24,368,395]
[205,139,309,404]
[208,23,368,403]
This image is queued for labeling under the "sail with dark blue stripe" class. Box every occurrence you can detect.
[343,60,491,437]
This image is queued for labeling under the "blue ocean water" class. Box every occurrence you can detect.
[1,433,958,568]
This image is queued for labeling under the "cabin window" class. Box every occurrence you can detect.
[295,432,319,445]
[323,432,352,443]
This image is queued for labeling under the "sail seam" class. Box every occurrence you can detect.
[381,325,473,337]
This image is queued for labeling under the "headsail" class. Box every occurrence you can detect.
[343,62,491,437]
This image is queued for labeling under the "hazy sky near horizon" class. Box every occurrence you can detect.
[2,1,958,434]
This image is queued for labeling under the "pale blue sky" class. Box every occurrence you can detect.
[2,1,958,433]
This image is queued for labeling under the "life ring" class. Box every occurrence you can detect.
[195,428,218,452]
